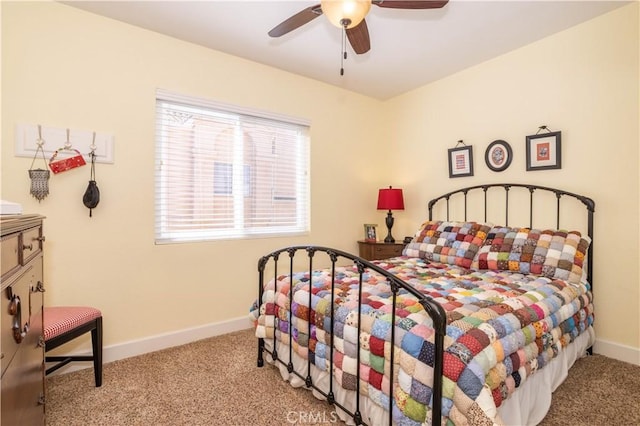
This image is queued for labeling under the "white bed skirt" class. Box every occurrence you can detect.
[262,326,595,425]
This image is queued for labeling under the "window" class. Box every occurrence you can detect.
[155,90,310,243]
[212,162,233,195]
[212,163,252,196]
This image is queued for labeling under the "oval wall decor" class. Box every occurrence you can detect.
[485,140,512,172]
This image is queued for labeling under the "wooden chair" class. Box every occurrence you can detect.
[43,306,103,387]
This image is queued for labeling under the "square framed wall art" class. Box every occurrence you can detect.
[526,131,561,171]
[448,145,474,178]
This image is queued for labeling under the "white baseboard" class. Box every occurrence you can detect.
[47,316,252,376]
[593,338,640,365]
[105,316,251,363]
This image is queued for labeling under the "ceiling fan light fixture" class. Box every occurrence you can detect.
[321,0,371,29]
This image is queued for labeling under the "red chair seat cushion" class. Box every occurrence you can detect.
[44,306,102,341]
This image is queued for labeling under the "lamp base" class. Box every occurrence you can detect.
[384,210,395,243]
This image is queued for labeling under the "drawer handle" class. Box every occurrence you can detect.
[33,281,46,293]
[14,323,29,344]
[8,297,18,315]
[37,236,46,242]
[10,295,29,344]
[23,243,33,251]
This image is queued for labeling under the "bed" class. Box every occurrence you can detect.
[250,183,595,425]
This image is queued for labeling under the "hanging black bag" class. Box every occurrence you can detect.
[83,151,100,217]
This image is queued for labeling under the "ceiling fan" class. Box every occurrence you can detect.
[268,1,449,55]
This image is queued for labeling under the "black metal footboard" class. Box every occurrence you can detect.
[256,246,447,425]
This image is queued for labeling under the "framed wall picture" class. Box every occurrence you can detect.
[448,145,474,178]
[485,140,513,172]
[364,224,378,242]
[526,131,562,171]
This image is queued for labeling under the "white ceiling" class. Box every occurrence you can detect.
[63,0,629,100]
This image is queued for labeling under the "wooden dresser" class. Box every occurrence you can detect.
[1,214,46,425]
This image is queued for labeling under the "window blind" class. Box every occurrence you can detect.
[155,90,310,243]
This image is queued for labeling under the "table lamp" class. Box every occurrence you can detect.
[377,186,404,243]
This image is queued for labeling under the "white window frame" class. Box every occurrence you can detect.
[155,89,310,244]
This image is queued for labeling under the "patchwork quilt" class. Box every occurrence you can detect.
[251,256,593,425]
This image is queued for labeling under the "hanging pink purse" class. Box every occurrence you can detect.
[48,129,86,174]
[49,148,86,174]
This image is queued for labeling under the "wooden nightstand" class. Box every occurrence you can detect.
[358,240,405,261]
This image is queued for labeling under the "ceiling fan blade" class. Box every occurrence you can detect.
[373,0,448,9]
[268,5,323,37]
[346,19,371,54]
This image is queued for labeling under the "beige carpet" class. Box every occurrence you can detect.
[46,329,640,426]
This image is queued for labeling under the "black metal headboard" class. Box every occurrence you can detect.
[427,183,595,285]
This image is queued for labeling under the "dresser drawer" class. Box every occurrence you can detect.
[372,244,403,259]
[1,340,45,425]
[1,269,33,376]
[21,226,43,266]
[358,241,405,261]
[1,232,19,282]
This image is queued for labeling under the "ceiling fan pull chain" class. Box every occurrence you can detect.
[340,26,347,76]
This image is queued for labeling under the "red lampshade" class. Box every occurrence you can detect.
[377,187,404,211]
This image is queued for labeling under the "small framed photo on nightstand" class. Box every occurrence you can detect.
[364,224,378,242]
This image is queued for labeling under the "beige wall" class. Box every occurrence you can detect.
[386,3,639,354]
[1,1,387,347]
[2,2,639,359]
